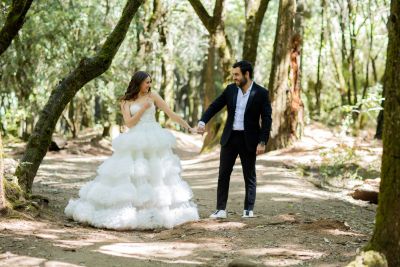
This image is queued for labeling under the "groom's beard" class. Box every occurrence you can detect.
[238,77,247,88]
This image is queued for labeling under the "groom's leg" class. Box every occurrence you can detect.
[239,147,257,211]
[217,133,239,210]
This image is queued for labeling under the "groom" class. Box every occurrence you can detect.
[197,60,272,219]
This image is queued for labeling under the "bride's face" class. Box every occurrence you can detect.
[140,77,152,93]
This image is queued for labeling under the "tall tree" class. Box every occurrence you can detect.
[0,0,33,56]
[15,0,145,193]
[327,2,348,106]
[242,0,270,67]
[365,0,400,265]
[375,98,384,140]
[0,133,6,213]
[267,0,296,150]
[314,0,326,117]
[188,0,233,151]
[288,33,304,139]
[289,0,305,138]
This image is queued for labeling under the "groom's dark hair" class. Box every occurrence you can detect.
[233,60,253,79]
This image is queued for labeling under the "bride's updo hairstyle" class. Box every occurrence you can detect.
[120,71,152,101]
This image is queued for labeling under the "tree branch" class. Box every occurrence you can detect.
[0,0,34,56]
[188,0,213,32]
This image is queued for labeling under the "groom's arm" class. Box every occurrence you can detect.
[259,90,272,144]
[199,88,228,125]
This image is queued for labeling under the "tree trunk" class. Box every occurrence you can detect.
[156,3,174,124]
[202,35,226,152]
[68,101,78,138]
[358,0,376,128]
[0,0,33,56]
[288,0,304,140]
[327,13,348,105]
[289,0,305,138]
[242,0,270,67]
[336,0,352,105]
[347,0,358,106]
[94,95,102,123]
[216,26,233,85]
[188,0,232,151]
[136,0,163,67]
[15,0,145,194]
[375,83,385,140]
[266,0,296,151]
[365,1,400,265]
[0,133,6,213]
[314,0,325,118]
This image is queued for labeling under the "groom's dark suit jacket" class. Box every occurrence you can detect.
[200,82,272,151]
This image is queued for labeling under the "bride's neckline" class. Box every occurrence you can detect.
[130,101,155,108]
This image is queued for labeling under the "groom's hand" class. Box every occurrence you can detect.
[256,143,266,155]
[197,121,206,135]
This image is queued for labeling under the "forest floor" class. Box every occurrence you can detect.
[0,123,382,267]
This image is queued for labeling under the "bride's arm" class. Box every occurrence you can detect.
[120,101,150,128]
[150,92,191,130]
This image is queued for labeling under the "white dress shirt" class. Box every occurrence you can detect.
[232,82,253,130]
[198,82,254,130]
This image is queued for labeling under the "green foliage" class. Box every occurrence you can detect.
[339,83,384,135]
[319,146,363,181]
[0,0,390,140]
[299,144,380,188]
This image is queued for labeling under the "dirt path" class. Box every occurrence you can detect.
[0,126,377,267]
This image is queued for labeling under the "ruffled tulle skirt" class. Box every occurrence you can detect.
[65,121,199,230]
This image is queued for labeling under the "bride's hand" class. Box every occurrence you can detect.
[143,99,153,109]
[188,127,197,134]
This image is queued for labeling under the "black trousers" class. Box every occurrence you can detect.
[216,130,257,211]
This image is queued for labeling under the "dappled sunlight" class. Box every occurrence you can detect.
[260,177,307,187]
[0,220,48,233]
[182,169,219,177]
[0,252,82,267]
[271,197,301,202]
[0,219,137,250]
[53,239,94,249]
[240,246,324,258]
[96,242,204,264]
[43,261,83,267]
[34,233,59,240]
[0,127,375,266]
[263,258,303,266]
[191,220,246,231]
[257,184,330,200]
[60,156,108,162]
[324,229,365,237]
[181,151,220,166]
[191,184,217,190]
[239,245,325,266]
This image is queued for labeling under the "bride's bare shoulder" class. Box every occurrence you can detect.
[120,100,134,109]
[149,91,162,100]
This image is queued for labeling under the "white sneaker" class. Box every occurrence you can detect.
[242,210,254,218]
[209,210,227,219]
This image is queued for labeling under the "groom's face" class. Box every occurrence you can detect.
[232,67,247,88]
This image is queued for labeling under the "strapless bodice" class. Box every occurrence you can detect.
[130,103,156,123]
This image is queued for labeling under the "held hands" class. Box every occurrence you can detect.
[196,123,206,135]
[188,127,197,134]
[186,126,204,135]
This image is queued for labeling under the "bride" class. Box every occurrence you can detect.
[65,71,199,230]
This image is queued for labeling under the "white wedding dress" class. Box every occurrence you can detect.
[65,103,199,230]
